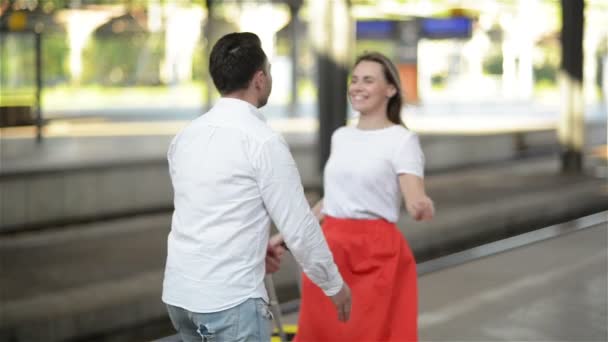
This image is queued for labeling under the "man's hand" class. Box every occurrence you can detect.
[407,196,434,221]
[330,283,352,322]
[265,234,286,274]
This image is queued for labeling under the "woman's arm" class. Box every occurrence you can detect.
[312,199,325,222]
[398,174,434,221]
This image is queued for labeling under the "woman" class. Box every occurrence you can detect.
[294,52,434,341]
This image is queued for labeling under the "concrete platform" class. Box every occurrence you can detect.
[271,213,607,341]
[1,156,607,341]
[417,218,607,341]
[1,106,606,340]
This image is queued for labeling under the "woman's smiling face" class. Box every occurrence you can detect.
[348,60,396,116]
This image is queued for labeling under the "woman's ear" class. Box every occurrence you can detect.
[387,85,397,98]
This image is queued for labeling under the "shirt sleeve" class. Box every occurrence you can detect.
[392,133,425,178]
[329,127,342,154]
[252,134,344,296]
[167,135,178,180]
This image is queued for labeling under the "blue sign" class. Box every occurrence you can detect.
[420,17,472,39]
[356,20,396,40]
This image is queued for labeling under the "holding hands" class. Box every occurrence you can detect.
[265,233,352,322]
[265,234,286,274]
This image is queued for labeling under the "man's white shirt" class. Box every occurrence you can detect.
[162,97,343,313]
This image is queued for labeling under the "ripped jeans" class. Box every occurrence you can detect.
[166,298,273,342]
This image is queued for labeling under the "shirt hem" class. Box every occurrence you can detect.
[162,292,268,314]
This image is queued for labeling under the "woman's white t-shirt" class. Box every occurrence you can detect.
[322,125,425,223]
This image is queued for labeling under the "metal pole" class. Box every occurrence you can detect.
[35,31,43,143]
[265,275,287,342]
[311,0,353,173]
[288,2,300,117]
[204,0,213,112]
[559,0,585,173]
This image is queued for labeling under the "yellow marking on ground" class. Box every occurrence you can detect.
[272,324,298,334]
[271,324,298,341]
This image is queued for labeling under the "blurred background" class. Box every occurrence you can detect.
[1,0,606,126]
[0,0,607,341]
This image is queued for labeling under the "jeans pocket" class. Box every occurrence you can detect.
[197,324,216,342]
[256,300,274,321]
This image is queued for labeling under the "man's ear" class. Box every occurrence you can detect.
[253,70,265,90]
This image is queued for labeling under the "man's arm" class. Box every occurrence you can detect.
[254,135,351,321]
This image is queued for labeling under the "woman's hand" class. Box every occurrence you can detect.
[399,174,435,221]
[406,196,434,221]
[312,199,325,223]
[265,234,286,274]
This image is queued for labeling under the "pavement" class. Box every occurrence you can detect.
[416,219,607,341]
[1,155,607,341]
[1,99,606,340]
[270,214,608,342]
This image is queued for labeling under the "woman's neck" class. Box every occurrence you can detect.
[356,113,394,130]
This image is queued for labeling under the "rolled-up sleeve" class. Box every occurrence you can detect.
[253,134,343,296]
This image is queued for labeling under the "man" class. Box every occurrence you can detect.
[162,32,351,342]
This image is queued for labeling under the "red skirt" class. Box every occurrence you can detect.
[294,216,418,342]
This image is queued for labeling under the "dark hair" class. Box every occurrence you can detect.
[209,32,267,95]
[354,52,405,126]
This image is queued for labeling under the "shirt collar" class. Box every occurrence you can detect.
[215,97,267,123]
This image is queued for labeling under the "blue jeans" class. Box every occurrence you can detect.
[166,298,273,342]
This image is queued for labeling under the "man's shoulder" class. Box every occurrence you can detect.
[204,106,278,145]
[232,109,279,146]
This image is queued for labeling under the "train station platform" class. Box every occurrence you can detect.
[1,154,606,341]
[0,108,607,340]
[263,212,607,342]
[416,212,607,341]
